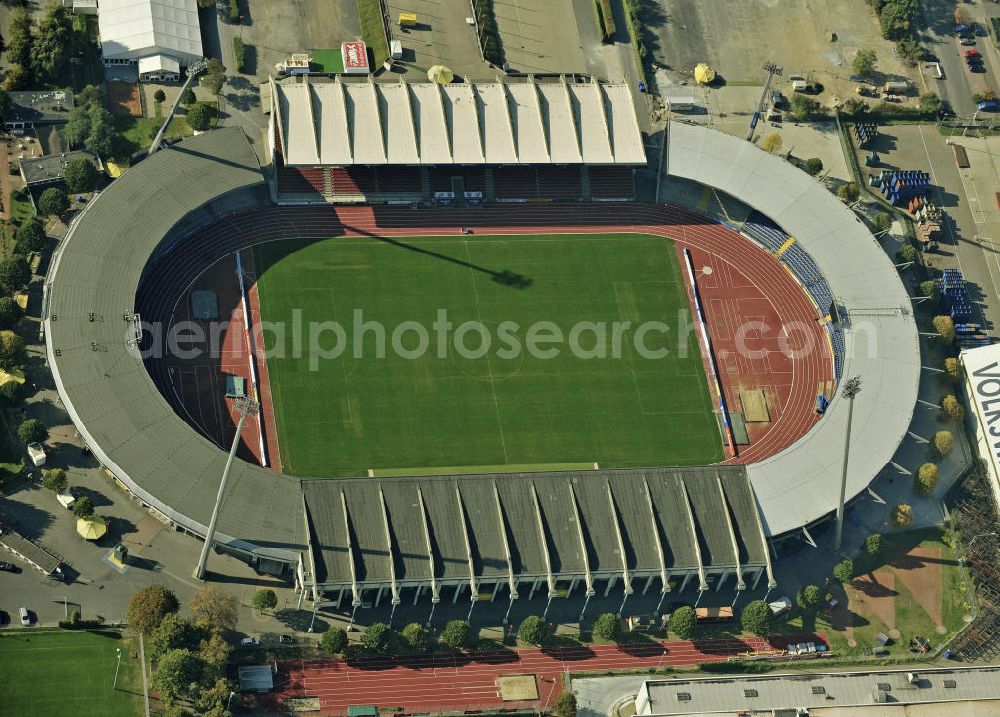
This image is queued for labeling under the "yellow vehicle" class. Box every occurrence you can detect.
[399,12,417,27]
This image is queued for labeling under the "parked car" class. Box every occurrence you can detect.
[970,63,987,73]
[240,637,259,647]
[18,607,30,626]
[963,49,980,58]
[278,634,295,644]
[961,37,976,46]
[0,562,20,573]
[921,49,939,62]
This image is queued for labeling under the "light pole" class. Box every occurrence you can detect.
[113,647,122,690]
[193,397,259,580]
[53,596,69,619]
[834,376,862,552]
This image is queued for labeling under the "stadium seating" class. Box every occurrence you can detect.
[376,167,422,194]
[589,167,635,198]
[781,243,824,286]
[428,167,487,194]
[741,211,787,253]
[494,167,538,199]
[826,324,845,380]
[536,167,583,199]
[277,167,323,195]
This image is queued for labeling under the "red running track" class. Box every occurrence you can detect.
[267,634,828,715]
[154,202,832,467]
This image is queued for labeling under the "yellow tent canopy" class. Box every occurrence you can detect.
[76,516,107,540]
[694,63,716,85]
[427,65,454,84]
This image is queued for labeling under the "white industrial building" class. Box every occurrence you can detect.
[960,343,1000,508]
[98,0,203,78]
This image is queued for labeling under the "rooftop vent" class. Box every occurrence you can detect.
[811,686,826,694]
[676,693,691,702]
[944,680,957,689]
[876,683,891,692]
[743,689,758,698]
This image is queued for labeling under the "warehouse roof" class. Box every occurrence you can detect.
[271,76,646,167]
[20,151,101,187]
[667,121,920,536]
[636,667,1000,716]
[5,90,74,124]
[98,0,202,61]
[302,466,768,589]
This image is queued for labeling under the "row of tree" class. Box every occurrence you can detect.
[127,584,239,716]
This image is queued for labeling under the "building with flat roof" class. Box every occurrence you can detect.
[19,151,102,189]
[634,667,1000,716]
[3,90,74,131]
[98,0,203,70]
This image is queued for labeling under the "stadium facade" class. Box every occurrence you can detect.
[43,108,919,609]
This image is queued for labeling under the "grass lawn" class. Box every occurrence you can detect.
[112,100,218,158]
[0,631,145,716]
[255,233,722,477]
[357,0,390,67]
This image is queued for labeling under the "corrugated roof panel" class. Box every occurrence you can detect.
[537,83,581,163]
[571,84,614,164]
[605,84,646,163]
[442,85,484,164]
[477,84,517,164]
[410,84,451,164]
[379,83,420,164]
[505,84,549,163]
[345,83,387,164]
[315,83,353,165]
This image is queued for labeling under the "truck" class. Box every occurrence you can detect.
[26,442,46,468]
[789,75,808,92]
[881,81,910,94]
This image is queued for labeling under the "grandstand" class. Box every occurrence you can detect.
[268,75,645,204]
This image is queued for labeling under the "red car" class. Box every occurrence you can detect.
[964,49,981,58]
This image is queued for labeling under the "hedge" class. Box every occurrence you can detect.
[227,0,239,24]
[232,37,245,73]
[595,0,616,42]
[473,0,503,66]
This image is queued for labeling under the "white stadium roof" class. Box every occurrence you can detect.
[271,77,646,167]
[667,121,921,536]
[98,0,203,63]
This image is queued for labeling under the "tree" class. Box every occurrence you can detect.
[892,503,913,528]
[833,558,855,583]
[916,462,940,495]
[841,97,868,119]
[61,104,116,156]
[919,279,940,303]
[0,298,21,332]
[944,357,960,381]
[38,187,69,216]
[321,626,347,654]
[0,380,24,404]
[517,615,547,646]
[152,648,204,702]
[189,586,239,630]
[14,219,46,255]
[668,606,696,640]
[593,612,621,642]
[72,495,95,518]
[76,84,103,108]
[64,158,99,193]
[186,103,215,132]
[789,93,821,121]
[740,599,772,637]
[42,467,67,493]
[250,588,278,613]
[1,64,30,92]
[203,58,227,95]
[897,39,923,68]
[919,92,943,116]
[864,532,883,557]
[181,87,197,106]
[873,212,893,233]
[401,622,430,652]
[797,584,822,611]
[32,4,74,79]
[879,2,913,40]
[934,430,955,457]
[440,619,472,649]
[552,691,577,717]
[148,613,204,661]
[761,132,783,153]
[198,631,232,678]
[837,182,860,203]
[6,9,33,69]
[934,315,956,343]
[804,157,823,176]
[361,622,393,654]
[955,6,971,24]
[853,48,878,79]
[940,395,964,422]
[127,584,180,633]
[154,88,167,104]
[895,244,917,263]
[0,256,30,291]
[17,418,47,444]
[0,332,27,372]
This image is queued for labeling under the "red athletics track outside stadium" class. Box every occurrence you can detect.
[163,203,833,467]
[266,634,828,715]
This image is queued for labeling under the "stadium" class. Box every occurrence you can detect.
[43,75,919,615]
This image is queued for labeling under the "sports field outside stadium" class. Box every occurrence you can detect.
[254,233,723,477]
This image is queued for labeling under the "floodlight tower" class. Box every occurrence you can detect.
[193,396,259,580]
[747,61,783,142]
[833,376,862,552]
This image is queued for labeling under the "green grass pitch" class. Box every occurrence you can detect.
[254,233,723,477]
[0,631,145,716]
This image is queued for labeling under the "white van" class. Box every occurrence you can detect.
[18,607,30,626]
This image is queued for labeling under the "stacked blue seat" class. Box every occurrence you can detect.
[742,211,788,253]
[806,279,834,314]
[827,324,845,380]
[854,122,878,148]
[940,268,975,321]
[782,243,824,285]
[877,170,931,206]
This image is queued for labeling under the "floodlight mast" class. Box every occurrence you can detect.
[833,376,862,552]
[747,61,783,142]
[193,396,259,580]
